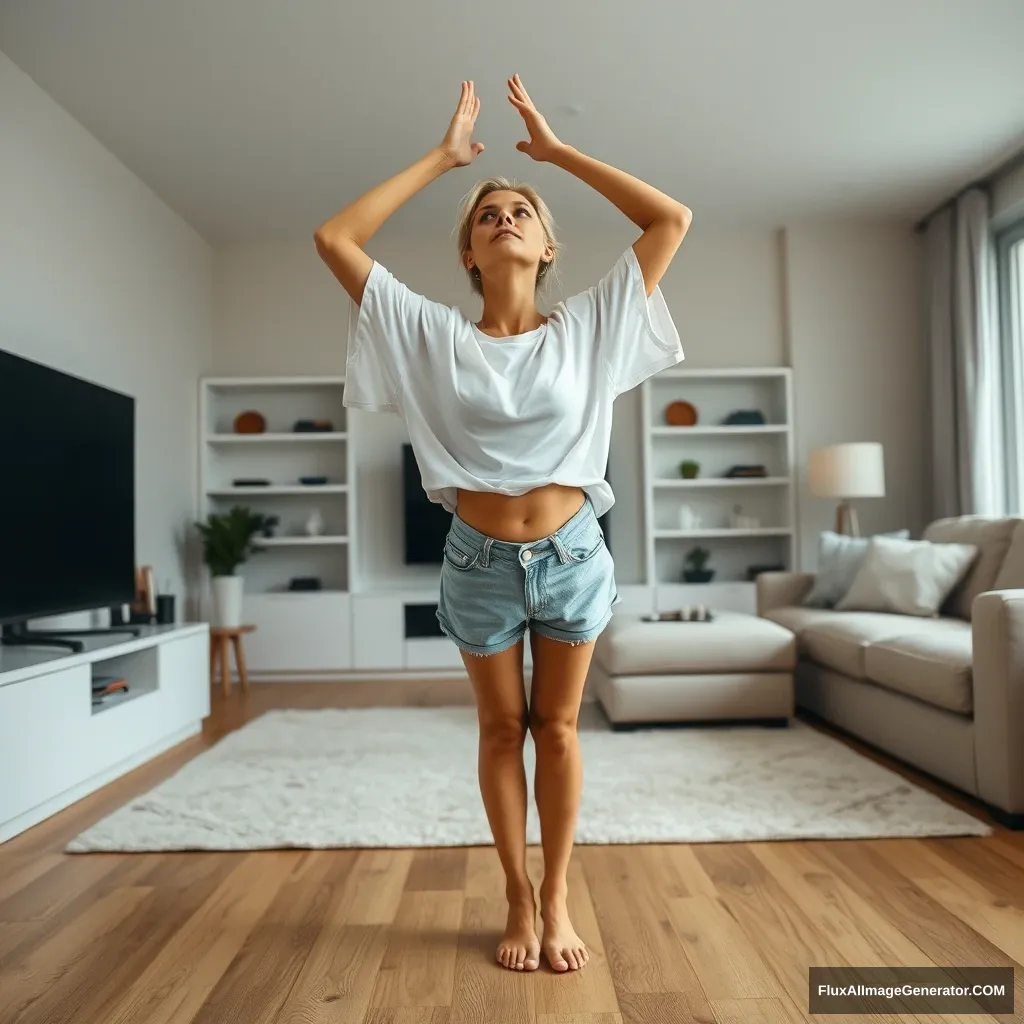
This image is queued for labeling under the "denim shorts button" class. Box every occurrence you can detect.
[522,549,533,562]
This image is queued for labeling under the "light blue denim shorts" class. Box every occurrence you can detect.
[436,495,620,656]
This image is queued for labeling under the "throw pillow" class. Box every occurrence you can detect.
[802,529,910,608]
[835,535,979,617]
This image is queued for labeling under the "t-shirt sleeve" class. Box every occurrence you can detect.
[564,243,684,396]
[342,260,450,413]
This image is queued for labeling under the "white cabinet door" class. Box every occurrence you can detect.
[0,666,89,824]
[351,594,404,670]
[242,593,352,672]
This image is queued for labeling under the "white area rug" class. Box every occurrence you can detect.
[66,706,991,852]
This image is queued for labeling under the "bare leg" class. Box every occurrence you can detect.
[528,631,594,972]
[461,638,541,971]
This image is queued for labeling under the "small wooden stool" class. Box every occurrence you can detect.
[210,624,256,696]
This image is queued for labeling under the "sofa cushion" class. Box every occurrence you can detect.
[924,516,1021,619]
[593,611,795,675]
[761,605,838,637]
[863,625,973,715]
[799,612,964,679]
[993,519,1024,591]
[802,529,909,608]
[835,535,978,617]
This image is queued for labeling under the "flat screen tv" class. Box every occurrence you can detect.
[0,349,136,632]
[402,443,452,564]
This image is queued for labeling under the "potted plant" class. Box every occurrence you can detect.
[680,459,700,479]
[195,506,268,627]
[682,546,715,583]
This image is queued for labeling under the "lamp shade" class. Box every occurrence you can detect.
[807,442,885,498]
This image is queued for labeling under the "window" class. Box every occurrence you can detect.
[997,217,1024,513]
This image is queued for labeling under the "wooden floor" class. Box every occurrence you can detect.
[1,680,1022,1024]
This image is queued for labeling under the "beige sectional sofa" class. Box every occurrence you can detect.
[757,515,1024,829]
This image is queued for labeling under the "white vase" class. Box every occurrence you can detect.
[212,574,244,628]
[305,508,325,537]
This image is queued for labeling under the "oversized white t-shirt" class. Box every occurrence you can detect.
[342,243,684,517]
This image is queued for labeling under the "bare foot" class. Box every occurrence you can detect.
[496,886,540,971]
[540,890,589,972]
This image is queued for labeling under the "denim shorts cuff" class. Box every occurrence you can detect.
[436,613,526,657]
[530,607,614,647]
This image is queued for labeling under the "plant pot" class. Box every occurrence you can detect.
[682,569,715,583]
[680,463,700,479]
[212,574,244,628]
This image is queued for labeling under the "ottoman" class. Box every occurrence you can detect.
[589,611,796,728]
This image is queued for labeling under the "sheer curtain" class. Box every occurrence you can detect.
[924,187,1005,518]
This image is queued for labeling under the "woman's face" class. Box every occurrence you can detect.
[465,190,552,283]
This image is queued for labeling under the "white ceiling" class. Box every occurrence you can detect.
[2,0,1023,244]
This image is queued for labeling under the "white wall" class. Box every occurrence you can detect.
[783,222,927,567]
[0,49,213,620]
[212,218,924,582]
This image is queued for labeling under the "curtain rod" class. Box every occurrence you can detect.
[914,143,1024,233]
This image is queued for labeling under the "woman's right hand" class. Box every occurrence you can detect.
[440,81,485,167]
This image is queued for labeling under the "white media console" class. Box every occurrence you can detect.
[0,623,210,844]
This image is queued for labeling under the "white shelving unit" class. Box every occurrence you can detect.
[640,367,798,612]
[198,376,356,672]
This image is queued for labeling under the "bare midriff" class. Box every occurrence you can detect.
[455,483,586,543]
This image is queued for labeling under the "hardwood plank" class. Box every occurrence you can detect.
[0,885,153,1022]
[749,840,936,967]
[616,992,724,1024]
[364,1011,452,1024]
[276,922,390,1024]
[811,840,1024,1018]
[0,855,63,905]
[537,1015,624,1024]
[711,995,807,1024]
[665,893,786,1000]
[447,897,537,1024]
[872,840,1024,964]
[579,846,710,1000]
[188,877,337,1024]
[332,849,415,926]
[12,853,244,1024]
[404,848,468,892]
[691,843,846,1014]
[368,890,464,1009]
[96,852,296,1024]
[533,858,620,1017]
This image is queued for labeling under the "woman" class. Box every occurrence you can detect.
[314,76,691,974]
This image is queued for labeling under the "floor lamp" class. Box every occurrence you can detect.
[807,443,885,536]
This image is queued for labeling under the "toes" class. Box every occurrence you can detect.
[564,948,579,970]
[524,953,540,971]
[497,946,509,968]
[549,949,569,971]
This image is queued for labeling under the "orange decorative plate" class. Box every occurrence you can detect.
[665,400,697,426]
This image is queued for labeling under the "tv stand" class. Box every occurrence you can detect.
[0,623,210,844]
[1,622,141,653]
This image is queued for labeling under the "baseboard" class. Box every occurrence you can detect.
[986,805,1024,831]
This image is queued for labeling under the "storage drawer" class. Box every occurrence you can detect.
[242,592,352,672]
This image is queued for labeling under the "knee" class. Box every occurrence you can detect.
[481,714,528,752]
[528,711,577,754]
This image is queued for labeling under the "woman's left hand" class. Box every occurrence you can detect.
[508,75,564,162]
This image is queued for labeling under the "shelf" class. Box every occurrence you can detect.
[651,426,788,436]
[653,477,790,488]
[253,535,349,547]
[654,528,793,539]
[206,432,348,443]
[203,376,345,390]
[653,368,791,380]
[91,686,155,716]
[207,485,348,496]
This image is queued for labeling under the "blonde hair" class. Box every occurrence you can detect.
[454,176,561,296]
